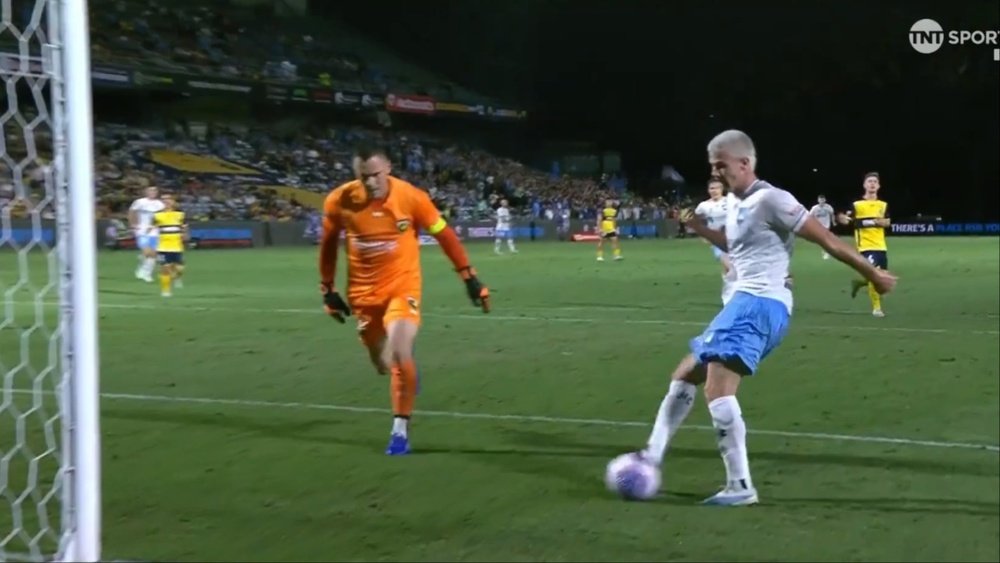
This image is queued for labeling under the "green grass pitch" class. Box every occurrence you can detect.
[1,236,998,562]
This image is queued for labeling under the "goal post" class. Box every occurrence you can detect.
[1,0,101,560]
[59,0,101,560]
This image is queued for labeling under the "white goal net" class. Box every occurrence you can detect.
[0,0,100,561]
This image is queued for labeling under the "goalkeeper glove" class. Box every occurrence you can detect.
[457,266,491,313]
[319,282,351,323]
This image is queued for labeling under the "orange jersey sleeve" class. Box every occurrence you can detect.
[404,187,471,270]
[318,185,347,285]
[407,186,447,235]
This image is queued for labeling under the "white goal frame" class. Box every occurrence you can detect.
[52,0,101,561]
[0,0,99,557]
[4,0,101,557]
[55,0,101,562]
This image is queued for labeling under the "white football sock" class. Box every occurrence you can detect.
[391,416,408,438]
[143,256,156,275]
[507,239,517,251]
[644,380,696,464]
[494,239,502,252]
[708,395,753,491]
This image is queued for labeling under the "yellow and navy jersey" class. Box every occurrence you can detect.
[600,207,618,232]
[851,199,888,252]
[153,210,186,253]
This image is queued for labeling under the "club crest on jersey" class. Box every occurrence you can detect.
[396,219,411,232]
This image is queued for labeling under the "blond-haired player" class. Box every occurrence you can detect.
[629,130,896,506]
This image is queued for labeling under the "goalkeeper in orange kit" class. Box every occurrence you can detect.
[318,145,490,455]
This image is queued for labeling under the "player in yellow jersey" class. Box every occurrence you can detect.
[152,193,188,298]
[596,199,623,261]
[837,172,890,317]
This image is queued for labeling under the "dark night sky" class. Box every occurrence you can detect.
[320,0,999,220]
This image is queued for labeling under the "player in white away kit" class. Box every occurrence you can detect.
[128,186,165,282]
[810,195,836,260]
[695,178,735,304]
[494,199,517,254]
[624,130,896,506]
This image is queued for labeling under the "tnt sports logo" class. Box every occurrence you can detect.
[909,18,1000,58]
[909,19,945,54]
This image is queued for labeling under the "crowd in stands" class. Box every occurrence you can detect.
[0,114,688,228]
[87,120,684,225]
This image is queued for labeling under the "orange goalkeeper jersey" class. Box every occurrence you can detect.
[320,176,447,306]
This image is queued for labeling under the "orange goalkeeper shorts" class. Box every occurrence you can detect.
[353,292,422,348]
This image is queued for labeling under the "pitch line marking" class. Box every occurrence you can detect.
[6,300,998,335]
[64,301,1000,336]
[11,389,997,453]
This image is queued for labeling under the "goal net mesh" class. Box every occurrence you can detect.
[0,0,70,560]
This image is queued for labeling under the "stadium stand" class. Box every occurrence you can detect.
[0,0,693,229]
[88,121,679,223]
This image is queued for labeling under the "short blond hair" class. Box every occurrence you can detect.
[708,129,757,171]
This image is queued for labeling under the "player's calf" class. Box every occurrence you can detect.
[641,354,705,465]
[383,319,420,454]
[702,362,757,505]
[358,324,389,375]
[172,264,185,289]
[366,345,390,375]
[158,264,173,297]
[136,246,156,282]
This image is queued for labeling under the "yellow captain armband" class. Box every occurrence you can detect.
[426,218,447,235]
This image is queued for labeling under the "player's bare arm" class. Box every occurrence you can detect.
[853,217,884,228]
[842,214,889,228]
[797,215,897,293]
[679,208,727,252]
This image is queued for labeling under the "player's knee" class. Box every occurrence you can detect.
[393,347,414,364]
[672,354,705,385]
[703,362,742,402]
[382,331,415,367]
[384,337,413,364]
